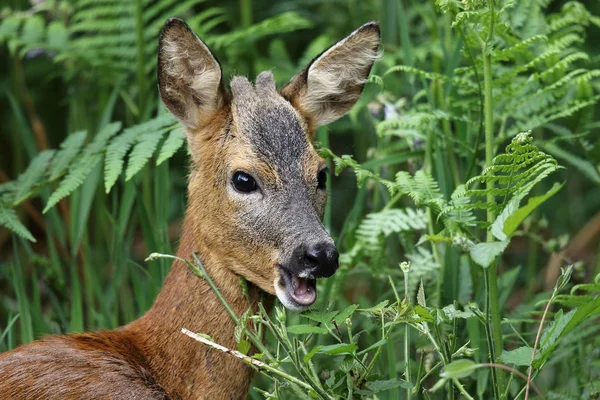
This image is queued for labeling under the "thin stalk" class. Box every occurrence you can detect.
[134,0,146,119]
[453,379,475,400]
[181,328,321,396]
[524,292,557,399]
[404,266,412,400]
[481,0,505,393]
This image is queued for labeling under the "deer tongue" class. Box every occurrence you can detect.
[290,275,316,306]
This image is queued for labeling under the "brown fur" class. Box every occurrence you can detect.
[0,18,379,399]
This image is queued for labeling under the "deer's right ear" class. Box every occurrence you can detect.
[158,18,226,129]
[281,22,380,131]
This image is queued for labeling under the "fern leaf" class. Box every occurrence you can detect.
[207,12,312,50]
[13,150,55,205]
[45,122,121,213]
[0,201,35,242]
[356,208,427,249]
[396,170,445,211]
[156,127,185,166]
[104,114,175,193]
[125,127,171,181]
[49,130,88,181]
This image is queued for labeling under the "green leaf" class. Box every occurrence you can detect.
[301,310,338,325]
[440,359,479,379]
[125,127,171,181]
[333,304,358,323]
[0,203,35,242]
[287,325,328,335]
[13,150,55,205]
[357,339,387,355]
[156,127,185,166]
[366,379,412,393]
[414,305,434,323]
[303,346,322,363]
[492,182,564,240]
[45,122,121,212]
[535,296,600,368]
[104,115,174,193]
[317,343,358,356]
[49,130,87,181]
[542,141,600,185]
[470,240,509,268]
[499,346,533,366]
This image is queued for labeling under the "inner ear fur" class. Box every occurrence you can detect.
[157,18,227,129]
[281,21,380,131]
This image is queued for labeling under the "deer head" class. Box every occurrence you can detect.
[157,18,380,310]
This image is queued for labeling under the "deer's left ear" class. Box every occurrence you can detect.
[281,22,380,129]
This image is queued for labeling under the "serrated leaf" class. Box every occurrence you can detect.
[357,339,387,355]
[492,182,563,240]
[125,127,171,181]
[470,240,509,268]
[317,343,357,355]
[156,127,186,166]
[417,281,426,307]
[301,310,338,325]
[500,346,533,366]
[13,150,55,205]
[440,359,479,379]
[503,182,564,237]
[366,379,412,393]
[287,325,328,335]
[414,305,434,322]
[49,130,88,181]
[45,122,121,212]
[303,345,322,363]
[333,304,358,323]
[0,203,36,242]
[104,115,174,193]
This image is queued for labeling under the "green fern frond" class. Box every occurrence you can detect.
[125,127,172,181]
[156,127,186,166]
[104,114,175,193]
[13,150,55,206]
[463,131,559,217]
[0,201,35,242]
[396,171,445,211]
[207,12,312,50]
[355,208,427,249]
[49,130,88,181]
[45,122,121,213]
[404,247,439,295]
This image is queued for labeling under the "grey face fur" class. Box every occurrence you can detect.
[228,72,333,274]
[157,17,380,310]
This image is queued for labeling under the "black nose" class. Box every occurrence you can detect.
[304,242,339,278]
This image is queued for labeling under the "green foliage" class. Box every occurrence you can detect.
[1,0,600,399]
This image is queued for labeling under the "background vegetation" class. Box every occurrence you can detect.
[1,0,600,398]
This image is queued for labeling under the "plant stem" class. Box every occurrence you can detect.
[525,292,555,400]
[134,0,146,119]
[481,0,505,394]
[181,328,323,397]
[404,267,412,400]
[453,379,475,400]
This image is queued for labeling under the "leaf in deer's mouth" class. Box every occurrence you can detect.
[278,267,317,307]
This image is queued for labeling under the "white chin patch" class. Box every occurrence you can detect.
[274,278,309,312]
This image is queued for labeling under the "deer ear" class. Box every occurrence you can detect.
[158,18,226,129]
[281,22,380,129]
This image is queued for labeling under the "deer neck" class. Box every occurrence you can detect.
[129,212,263,399]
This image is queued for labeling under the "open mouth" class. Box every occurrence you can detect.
[277,266,317,309]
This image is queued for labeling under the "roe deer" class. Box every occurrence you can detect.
[0,18,380,399]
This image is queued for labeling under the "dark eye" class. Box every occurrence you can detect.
[317,168,328,190]
[232,171,257,193]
